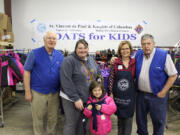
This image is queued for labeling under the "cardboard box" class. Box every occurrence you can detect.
[0,28,5,41]
[0,41,14,46]
[0,45,7,49]
[5,32,14,42]
[2,87,13,105]
[0,13,8,30]
[7,17,12,32]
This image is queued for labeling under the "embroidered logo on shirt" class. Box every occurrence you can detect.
[56,61,60,65]
[156,67,161,70]
[117,79,129,91]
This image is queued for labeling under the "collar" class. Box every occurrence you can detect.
[43,46,55,56]
[72,51,88,62]
[115,57,135,66]
[144,48,156,59]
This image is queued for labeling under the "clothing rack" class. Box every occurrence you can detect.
[0,87,20,128]
[174,40,180,49]
[166,40,180,128]
[0,48,31,54]
[0,88,5,127]
[167,87,180,128]
[0,50,26,127]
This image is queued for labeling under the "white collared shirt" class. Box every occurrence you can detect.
[138,48,177,93]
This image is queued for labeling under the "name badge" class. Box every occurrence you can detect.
[118,65,123,70]
[101,115,105,120]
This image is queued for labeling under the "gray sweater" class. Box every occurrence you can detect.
[60,52,101,103]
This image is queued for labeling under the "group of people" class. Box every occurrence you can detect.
[24,31,178,135]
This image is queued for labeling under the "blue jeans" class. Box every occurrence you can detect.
[136,91,168,135]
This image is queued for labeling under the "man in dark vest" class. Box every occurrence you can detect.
[135,34,177,135]
[24,31,64,135]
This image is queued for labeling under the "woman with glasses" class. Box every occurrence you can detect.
[108,40,136,135]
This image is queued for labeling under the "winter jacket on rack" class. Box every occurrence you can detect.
[17,53,27,65]
[99,63,110,91]
[7,52,24,76]
[174,56,180,86]
[0,55,23,86]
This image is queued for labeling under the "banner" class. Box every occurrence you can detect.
[31,21,147,52]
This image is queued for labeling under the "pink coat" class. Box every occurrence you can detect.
[83,94,117,135]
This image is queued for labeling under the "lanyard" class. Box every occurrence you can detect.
[80,61,94,81]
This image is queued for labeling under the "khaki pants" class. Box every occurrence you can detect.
[31,90,59,135]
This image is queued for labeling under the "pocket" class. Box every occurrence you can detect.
[101,115,111,134]
[151,65,163,75]
[152,96,167,112]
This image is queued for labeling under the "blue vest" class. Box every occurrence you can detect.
[136,48,168,94]
[31,47,64,94]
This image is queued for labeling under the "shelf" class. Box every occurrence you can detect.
[0,41,14,46]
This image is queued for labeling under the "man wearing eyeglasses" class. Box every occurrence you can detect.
[24,31,64,135]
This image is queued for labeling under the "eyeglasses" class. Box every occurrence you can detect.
[141,42,152,46]
[46,37,57,41]
[121,48,130,51]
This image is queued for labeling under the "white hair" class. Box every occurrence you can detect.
[141,34,155,43]
[43,31,57,40]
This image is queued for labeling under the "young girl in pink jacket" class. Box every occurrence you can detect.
[83,81,117,135]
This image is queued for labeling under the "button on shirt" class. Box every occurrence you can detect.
[138,48,177,93]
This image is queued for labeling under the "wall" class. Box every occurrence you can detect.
[11,0,180,52]
[0,0,4,13]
